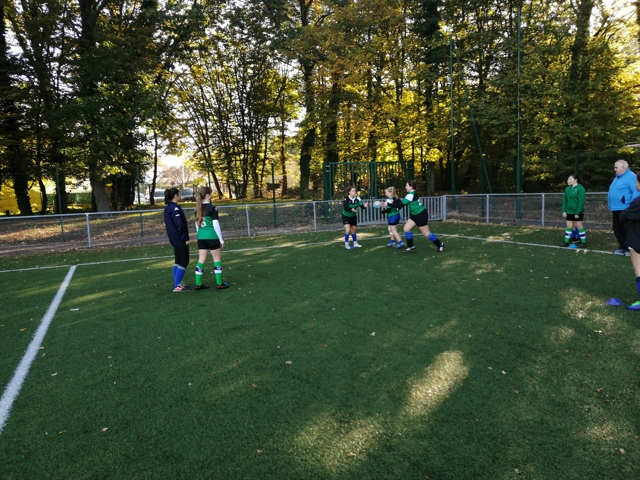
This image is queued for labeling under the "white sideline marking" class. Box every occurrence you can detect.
[0,265,76,435]
[0,234,615,275]
[0,241,345,274]
[436,233,613,254]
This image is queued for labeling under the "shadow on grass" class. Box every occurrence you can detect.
[1,230,639,479]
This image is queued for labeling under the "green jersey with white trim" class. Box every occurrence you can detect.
[196,203,220,240]
[383,197,400,216]
[342,195,364,217]
[402,191,425,215]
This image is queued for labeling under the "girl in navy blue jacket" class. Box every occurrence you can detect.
[163,188,192,292]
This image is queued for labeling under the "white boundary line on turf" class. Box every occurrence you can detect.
[0,234,617,275]
[0,265,77,435]
[435,233,614,254]
[0,241,344,274]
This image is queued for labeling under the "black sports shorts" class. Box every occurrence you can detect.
[342,215,357,226]
[410,209,429,227]
[198,239,222,250]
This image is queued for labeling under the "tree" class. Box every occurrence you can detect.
[3,0,78,214]
[0,0,32,215]
[172,1,295,199]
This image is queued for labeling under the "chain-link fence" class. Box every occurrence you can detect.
[0,199,442,254]
[444,193,610,230]
[0,194,612,254]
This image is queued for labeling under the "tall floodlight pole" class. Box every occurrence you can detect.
[516,2,522,194]
[449,36,456,196]
[515,2,523,220]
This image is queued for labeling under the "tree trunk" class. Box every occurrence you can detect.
[9,164,33,216]
[427,162,435,196]
[569,0,595,85]
[38,176,48,214]
[299,56,316,197]
[90,178,112,212]
[324,79,340,165]
[150,129,160,206]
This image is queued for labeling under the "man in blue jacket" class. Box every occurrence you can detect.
[609,160,638,255]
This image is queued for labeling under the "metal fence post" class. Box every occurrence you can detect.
[486,195,490,223]
[541,194,545,227]
[86,213,92,248]
[245,206,251,236]
[442,195,447,221]
[313,201,317,231]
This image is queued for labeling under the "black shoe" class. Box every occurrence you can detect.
[216,282,231,290]
[403,246,415,253]
[560,243,570,247]
[438,243,445,253]
[195,285,211,290]
[578,243,586,248]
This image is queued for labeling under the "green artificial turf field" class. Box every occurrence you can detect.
[0,223,638,479]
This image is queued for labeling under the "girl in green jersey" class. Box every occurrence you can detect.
[194,186,230,290]
[391,180,444,253]
[561,174,587,247]
[382,186,404,248]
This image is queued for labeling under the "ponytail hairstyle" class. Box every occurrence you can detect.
[196,186,213,225]
[570,173,581,184]
[164,188,180,205]
[385,186,398,200]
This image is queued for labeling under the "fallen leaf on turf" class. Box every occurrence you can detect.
[252,384,257,388]
[100,427,109,433]
[256,450,263,454]
[58,429,66,435]
[70,308,79,311]
[514,390,519,394]
[285,360,293,365]
[348,452,356,457]
[502,371,507,374]
[20,328,27,332]
[619,448,625,454]
[324,344,329,348]
[370,332,376,336]
[51,373,57,376]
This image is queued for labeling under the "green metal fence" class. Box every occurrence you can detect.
[323,161,414,200]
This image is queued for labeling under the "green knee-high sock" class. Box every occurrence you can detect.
[214,261,223,286]
[579,228,586,244]
[564,228,572,243]
[195,262,205,286]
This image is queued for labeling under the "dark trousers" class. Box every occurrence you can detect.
[174,244,190,268]
[612,210,628,250]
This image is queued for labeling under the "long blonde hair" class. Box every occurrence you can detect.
[196,186,212,225]
[386,186,398,200]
